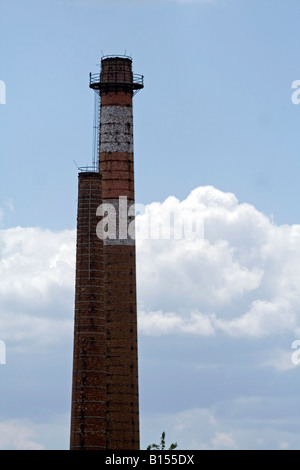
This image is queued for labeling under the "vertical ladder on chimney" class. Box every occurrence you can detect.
[92,92,100,172]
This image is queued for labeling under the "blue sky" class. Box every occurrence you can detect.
[1,0,300,450]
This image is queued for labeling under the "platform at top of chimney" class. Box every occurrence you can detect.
[89,56,144,95]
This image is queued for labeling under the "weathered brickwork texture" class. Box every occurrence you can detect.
[70,56,141,450]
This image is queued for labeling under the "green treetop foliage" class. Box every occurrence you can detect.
[147,432,178,450]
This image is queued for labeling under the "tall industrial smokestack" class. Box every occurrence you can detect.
[70,56,143,450]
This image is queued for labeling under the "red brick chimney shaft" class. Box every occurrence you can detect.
[100,57,140,450]
[70,172,106,449]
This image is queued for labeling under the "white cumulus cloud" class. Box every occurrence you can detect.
[136,185,300,338]
[0,227,75,351]
[0,420,44,450]
[1,185,300,353]
[212,431,237,449]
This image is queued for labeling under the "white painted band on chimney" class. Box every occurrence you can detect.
[100,106,133,153]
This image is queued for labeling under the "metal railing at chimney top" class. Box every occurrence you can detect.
[89,73,144,89]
